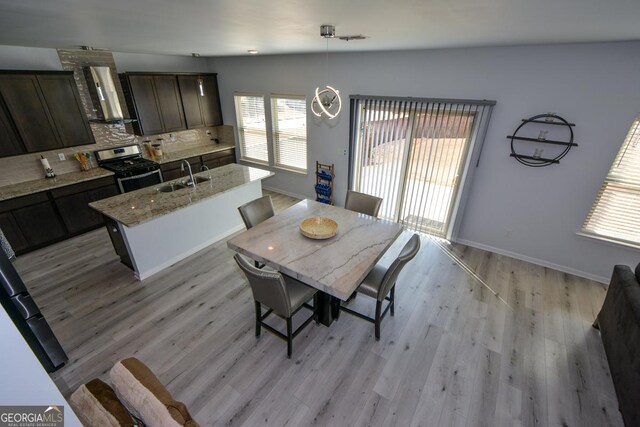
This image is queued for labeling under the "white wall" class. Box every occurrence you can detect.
[0,45,206,73]
[208,41,640,281]
[0,45,62,70]
[0,307,81,425]
[112,51,208,72]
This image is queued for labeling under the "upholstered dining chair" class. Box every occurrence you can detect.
[340,234,421,340]
[238,195,275,268]
[345,190,383,217]
[234,254,318,358]
[238,195,275,229]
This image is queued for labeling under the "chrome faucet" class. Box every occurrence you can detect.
[181,159,195,187]
[201,165,212,180]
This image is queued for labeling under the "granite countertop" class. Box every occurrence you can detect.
[0,168,115,202]
[89,164,273,227]
[154,143,235,164]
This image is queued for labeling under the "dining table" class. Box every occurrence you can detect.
[226,198,404,326]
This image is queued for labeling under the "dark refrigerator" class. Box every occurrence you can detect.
[0,250,67,372]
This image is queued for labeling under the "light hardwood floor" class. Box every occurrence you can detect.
[14,190,622,426]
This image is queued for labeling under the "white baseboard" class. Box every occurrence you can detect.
[136,224,245,280]
[453,238,609,284]
[261,185,308,201]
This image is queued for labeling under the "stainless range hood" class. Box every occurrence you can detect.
[84,66,128,123]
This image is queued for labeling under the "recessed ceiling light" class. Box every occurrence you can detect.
[247,49,259,55]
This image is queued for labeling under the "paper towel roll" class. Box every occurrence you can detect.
[40,156,55,178]
[40,157,51,169]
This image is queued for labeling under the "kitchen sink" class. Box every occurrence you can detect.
[157,183,188,193]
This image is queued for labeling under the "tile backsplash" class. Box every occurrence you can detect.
[0,49,235,187]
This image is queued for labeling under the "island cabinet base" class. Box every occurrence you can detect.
[112,181,262,280]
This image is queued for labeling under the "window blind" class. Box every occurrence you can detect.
[271,96,307,172]
[349,95,494,238]
[582,115,640,246]
[234,94,269,163]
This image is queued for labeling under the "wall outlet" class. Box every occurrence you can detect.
[58,153,66,161]
[342,149,347,156]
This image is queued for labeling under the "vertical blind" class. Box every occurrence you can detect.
[350,96,494,238]
[581,115,640,246]
[271,95,307,172]
[234,94,269,163]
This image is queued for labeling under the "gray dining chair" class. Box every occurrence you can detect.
[237,195,275,268]
[340,234,421,340]
[345,190,383,217]
[238,195,275,229]
[234,254,318,358]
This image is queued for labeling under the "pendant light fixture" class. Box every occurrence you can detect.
[192,53,205,97]
[197,78,205,97]
[311,25,342,120]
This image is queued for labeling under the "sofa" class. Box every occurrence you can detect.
[71,357,199,427]
[593,263,640,427]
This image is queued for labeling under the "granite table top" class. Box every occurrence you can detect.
[0,168,115,202]
[89,164,273,227]
[227,199,404,300]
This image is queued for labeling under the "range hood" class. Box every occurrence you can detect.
[84,66,130,123]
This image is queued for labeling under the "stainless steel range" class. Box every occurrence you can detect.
[95,144,163,193]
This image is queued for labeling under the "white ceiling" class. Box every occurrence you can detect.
[0,0,638,57]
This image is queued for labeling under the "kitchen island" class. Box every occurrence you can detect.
[90,164,274,279]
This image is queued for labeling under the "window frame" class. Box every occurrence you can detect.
[580,115,640,248]
[270,93,308,174]
[233,92,270,166]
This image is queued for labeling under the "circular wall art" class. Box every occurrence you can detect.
[507,113,577,167]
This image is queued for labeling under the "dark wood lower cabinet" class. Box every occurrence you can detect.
[0,211,28,253]
[161,149,236,181]
[0,192,66,251]
[0,176,118,255]
[13,202,67,248]
[52,177,118,235]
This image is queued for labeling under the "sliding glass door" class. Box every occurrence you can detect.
[350,96,494,238]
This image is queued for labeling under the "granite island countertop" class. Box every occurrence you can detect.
[0,168,115,202]
[89,163,273,227]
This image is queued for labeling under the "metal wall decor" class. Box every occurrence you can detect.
[508,113,577,167]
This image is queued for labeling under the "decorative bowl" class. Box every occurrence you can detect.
[300,217,338,240]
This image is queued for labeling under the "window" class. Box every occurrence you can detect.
[581,115,640,247]
[234,94,268,164]
[271,95,307,172]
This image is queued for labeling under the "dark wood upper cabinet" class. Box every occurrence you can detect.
[0,101,24,157]
[177,75,205,129]
[124,75,164,136]
[124,72,222,136]
[199,75,223,126]
[153,75,185,132]
[37,73,94,147]
[121,73,187,136]
[177,74,223,129]
[0,71,94,158]
[0,74,61,153]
